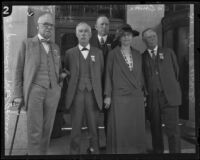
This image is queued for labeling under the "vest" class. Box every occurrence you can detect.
[77,51,92,91]
[33,43,57,88]
[148,55,163,92]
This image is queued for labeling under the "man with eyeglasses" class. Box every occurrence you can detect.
[11,12,67,155]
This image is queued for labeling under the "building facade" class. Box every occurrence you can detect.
[4,4,195,154]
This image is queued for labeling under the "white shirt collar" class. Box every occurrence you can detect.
[98,34,107,43]
[148,45,158,57]
[37,34,50,53]
[78,44,90,51]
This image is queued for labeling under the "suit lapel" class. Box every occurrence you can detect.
[89,46,95,79]
[157,47,165,73]
[106,34,113,44]
[50,43,60,79]
[31,36,41,72]
[115,47,139,88]
[144,49,151,69]
[75,46,80,74]
[92,34,100,48]
[157,47,165,62]
[130,48,140,81]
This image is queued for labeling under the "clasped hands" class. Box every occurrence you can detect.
[59,68,70,83]
[12,97,24,110]
[60,68,70,78]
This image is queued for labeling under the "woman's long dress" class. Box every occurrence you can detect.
[104,46,146,154]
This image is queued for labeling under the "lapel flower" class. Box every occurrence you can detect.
[159,53,164,60]
[107,43,111,47]
[91,55,95,62]
[53,49,58,55]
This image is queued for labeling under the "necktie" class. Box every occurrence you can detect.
[151,50,156,59]
[100,37,104,45]
[81,48,89,51]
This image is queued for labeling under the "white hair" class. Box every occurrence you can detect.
[76,22,91,34]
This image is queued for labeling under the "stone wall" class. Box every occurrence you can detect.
[4,6,28,155]
[127,5,165,53]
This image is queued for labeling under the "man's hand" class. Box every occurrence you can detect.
[60,72,67,79]
[61,68,70,78]
[59,68,70,83]
[144,96,147,107]
[13,97,23,107]
[104,97,111,109]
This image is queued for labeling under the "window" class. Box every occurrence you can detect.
[55,5,125,20]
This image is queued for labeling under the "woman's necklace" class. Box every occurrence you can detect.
[121,48,133,71]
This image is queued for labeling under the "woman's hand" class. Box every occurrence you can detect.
[104,97,111,109]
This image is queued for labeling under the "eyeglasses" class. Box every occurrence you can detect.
[39,23,54,28]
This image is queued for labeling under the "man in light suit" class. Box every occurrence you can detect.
[64,22,104,154]
[11,13,67,155]
[142,28,182,153]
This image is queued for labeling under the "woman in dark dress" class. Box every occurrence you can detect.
[104,24,146,154]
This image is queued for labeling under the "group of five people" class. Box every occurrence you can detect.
[11,12,182,155]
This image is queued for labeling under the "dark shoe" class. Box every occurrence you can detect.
[87,147,94,154]
[100,146,106,150]
[146,149,154,153]
[146,149,163,154]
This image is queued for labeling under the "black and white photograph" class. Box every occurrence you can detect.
[2,2,199,159]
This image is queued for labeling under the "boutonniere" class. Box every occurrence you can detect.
[53,49,58,55]
[159,53,164,60]
[91,55,95,62]
[52,49,60,59]
[107,44,111,47]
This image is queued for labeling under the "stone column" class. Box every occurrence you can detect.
[4,6,28,155]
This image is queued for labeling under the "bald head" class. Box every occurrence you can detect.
[95,16,110,36]
[37,13,53,24]
[37,13,54,39]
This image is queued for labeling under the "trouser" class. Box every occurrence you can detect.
[27,83,61,155]
[69,89,100,154]
[149,90,181,153]
[103,108,108,137]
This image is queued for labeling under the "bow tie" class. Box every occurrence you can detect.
[40,39,51,44]
[81,48,89,51]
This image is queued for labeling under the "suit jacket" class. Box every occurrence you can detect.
[11,35,63,110]
[64,45,104,110]
[142,47,182,106]
[90,33,114,61]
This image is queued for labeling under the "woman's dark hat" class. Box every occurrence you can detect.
[114,24,139,41]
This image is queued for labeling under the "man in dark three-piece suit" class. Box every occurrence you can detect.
[64,22,104,154]
[142,28,182,153]
[90,16,114,150]
[11,13,67,155]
